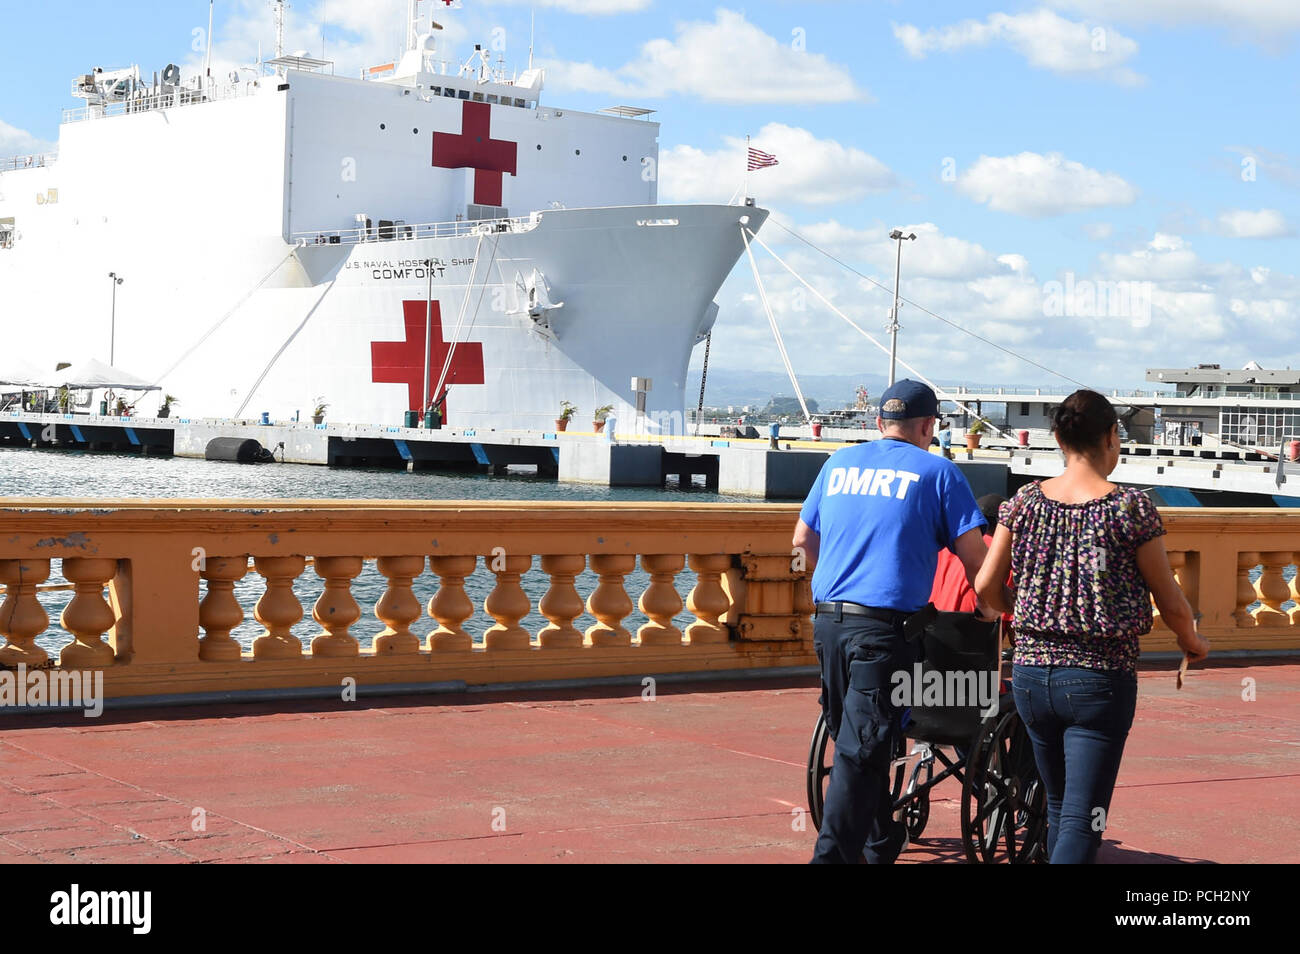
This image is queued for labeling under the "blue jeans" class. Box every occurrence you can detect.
[812,614,916,864]
[1011,665,1137,864]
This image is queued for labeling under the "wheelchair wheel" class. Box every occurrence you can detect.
[901,753,933,840]
[960,708,1047,864]
[806,711,907,833]
[806,711,834,831]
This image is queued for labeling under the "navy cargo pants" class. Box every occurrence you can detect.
[811,611,917,864]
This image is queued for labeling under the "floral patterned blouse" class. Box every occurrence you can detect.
[999,482,1166,674]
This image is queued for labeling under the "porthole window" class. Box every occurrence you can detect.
[575,149,581,155]
[622,155,628,161]
[379,123,386,130]
[536,144,542,150]
[413,128,419,134]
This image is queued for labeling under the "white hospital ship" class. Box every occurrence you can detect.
[0,1,766,430]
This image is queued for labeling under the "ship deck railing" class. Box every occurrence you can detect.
[292,214,541,246]
[1,152,58,172]
[61,78,267,125]
[944,384,1164,398]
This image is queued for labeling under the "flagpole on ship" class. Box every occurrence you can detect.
[743,135,751,203]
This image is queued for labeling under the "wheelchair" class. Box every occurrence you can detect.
[805,612,1048,864]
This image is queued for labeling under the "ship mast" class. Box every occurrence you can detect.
[406,0,421,53]
[274,0,287,59]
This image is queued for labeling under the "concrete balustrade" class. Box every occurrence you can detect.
[0,500,1296,704]
[0,500,816,701]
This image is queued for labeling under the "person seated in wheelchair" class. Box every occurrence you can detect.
[925,493,1011,759]
[930,493,1010,622]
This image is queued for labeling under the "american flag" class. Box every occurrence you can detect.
[747,146,779,171]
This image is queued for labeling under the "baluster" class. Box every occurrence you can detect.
[1233,551,1260,628]
[585,554,635,647]
[310,556,363,657]
[252,555,306,658]
[539,554,585,649]
[794,573,816,643]
[484,554,533,650]
[375,556,425,655]
[199,555,248,661]
[685,554,731,645]
[0,558,51,668]
[1290,552,1300,627]
[58,557,118,668]
[428,555,476,651]
[1153,552,1186,628]
[1254,551,1292,627]
[638,554,685,646]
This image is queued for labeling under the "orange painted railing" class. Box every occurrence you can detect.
[0,501,1295,704]
[0,500,813,700]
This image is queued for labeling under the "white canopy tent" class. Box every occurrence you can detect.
[0,356,49,387]
[51,358,160,392]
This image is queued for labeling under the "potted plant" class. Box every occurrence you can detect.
[158,393,178,418]
[966,418,987,450]
[555,400,576,432]
[312,399,328,425]
[592,404,614,433]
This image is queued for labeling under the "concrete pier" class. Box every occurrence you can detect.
[4,410,1297,503]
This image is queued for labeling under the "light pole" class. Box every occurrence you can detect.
[887,229,916,386]
[422,258,434,417]
[108,272,124,365]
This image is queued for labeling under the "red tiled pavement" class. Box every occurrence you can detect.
[0,657,1296,864]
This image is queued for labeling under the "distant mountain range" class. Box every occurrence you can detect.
[685,368,1041,411]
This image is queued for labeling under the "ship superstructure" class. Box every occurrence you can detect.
[0,1,766,430]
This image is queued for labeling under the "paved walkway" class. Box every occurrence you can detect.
[0,657,1295,863]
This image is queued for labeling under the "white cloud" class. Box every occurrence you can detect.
[1226,146,1300,189]
[1098,232,1207,280]
[1083,222,1113,240]
[1050,1,1300,34]
[659,125,896,205]
[796,221,1007,281]
[893,9,1143,85]
[0,118,53,158]
[486,0,651,13]
[955,151,1139,217]
[705,219,1300,391]
[197,0,471,82]
[1217,208,1294,238]
[542,9,868,104]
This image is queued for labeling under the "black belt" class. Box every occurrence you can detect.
[814,601,909,626]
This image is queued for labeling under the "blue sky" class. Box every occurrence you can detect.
[2,0,1298,392]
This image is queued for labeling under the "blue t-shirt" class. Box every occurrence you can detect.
[799,438,985,612]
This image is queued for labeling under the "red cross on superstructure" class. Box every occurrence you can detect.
[432,100,518,207]
[371,299,484,421]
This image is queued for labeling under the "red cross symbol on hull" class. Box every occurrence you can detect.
[371,299,485,421]
[432,100,518,207]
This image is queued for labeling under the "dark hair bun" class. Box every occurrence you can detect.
[1052,389,1118,451]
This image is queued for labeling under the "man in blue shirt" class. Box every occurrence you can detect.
[793,379,994,863]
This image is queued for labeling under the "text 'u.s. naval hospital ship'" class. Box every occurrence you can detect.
[0,0,767,431]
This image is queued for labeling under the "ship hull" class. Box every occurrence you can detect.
[0,64,766,429]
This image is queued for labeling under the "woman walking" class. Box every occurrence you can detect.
[976,389,1210,863]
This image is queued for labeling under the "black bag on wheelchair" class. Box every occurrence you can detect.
[904,611,1000,748]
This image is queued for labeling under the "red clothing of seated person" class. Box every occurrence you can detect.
[929,493,1013,623]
